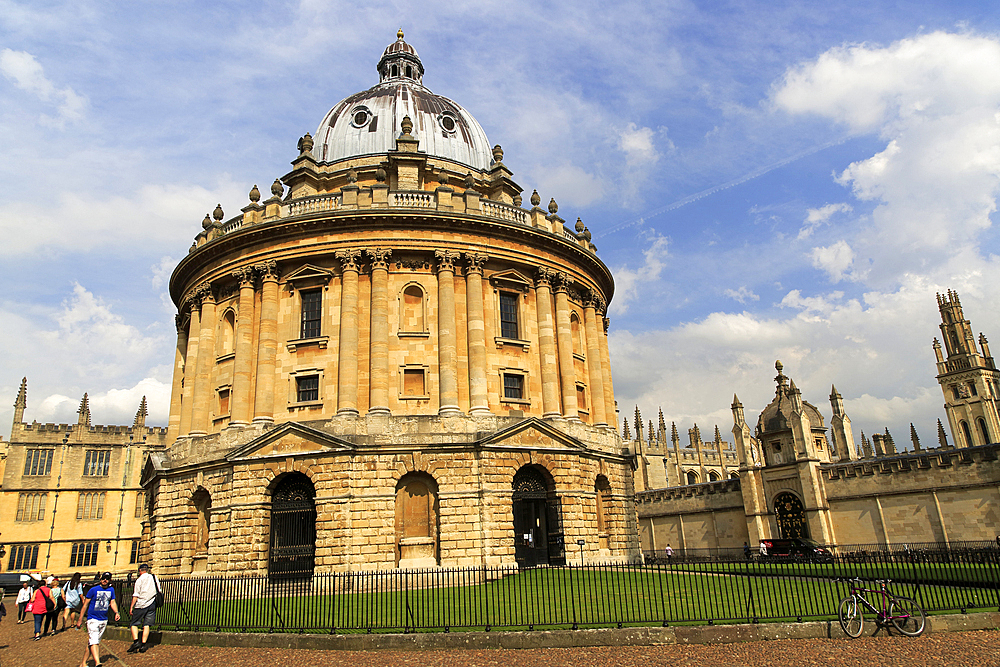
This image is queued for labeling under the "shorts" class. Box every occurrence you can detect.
[130,604,156,628]
[86,618,108,646]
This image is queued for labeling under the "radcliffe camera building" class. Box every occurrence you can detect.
[140,32,634,576]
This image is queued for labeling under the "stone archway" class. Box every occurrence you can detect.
[512,466,563,567]
[268,472,316,580]
[773,492,808,539]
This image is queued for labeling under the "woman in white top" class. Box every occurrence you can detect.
[15,581,32,624]
[62,573,85,630]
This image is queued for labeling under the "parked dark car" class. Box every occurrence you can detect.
[759,538,832,562]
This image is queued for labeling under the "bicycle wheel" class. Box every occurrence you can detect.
[838,596,864,638]
[889,596,926,636]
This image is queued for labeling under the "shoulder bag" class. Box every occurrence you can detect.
[153,575,164,609]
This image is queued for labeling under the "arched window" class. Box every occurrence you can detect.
[192,488,212,556]
[391,64,398,77]
[395,473,439,568]
[571,312,583,357]
[399,284,425,333]
[978,417,990,445]
[405,65,412,78]
[708,471,720,482]
[774,492,808,539]
[686,470,698,485]
[730,471,740,479]
[218,310,236,356]
[595,475,611,550]
[961,420,973,447]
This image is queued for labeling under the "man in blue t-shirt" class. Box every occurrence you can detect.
[76,572,120,667]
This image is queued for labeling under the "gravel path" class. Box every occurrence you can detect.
[4,614,1000,667]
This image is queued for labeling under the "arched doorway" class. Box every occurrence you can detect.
[512,466,563,567]
[268,473,316,580]
[773,492,808,539]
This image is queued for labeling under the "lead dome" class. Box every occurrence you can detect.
[312,31,494,171]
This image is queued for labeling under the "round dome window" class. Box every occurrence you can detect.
[438,113,457,134]
[351,107,372,128]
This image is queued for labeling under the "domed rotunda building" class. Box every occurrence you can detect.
[144,32,637,576]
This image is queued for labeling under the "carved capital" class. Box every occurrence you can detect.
[367,247,392,271]
[464,252,488,275]
[434,250,459,273]
[583,288,600,309]
[232,266,256,287]
[603,316,611,334]
[174,313,187,334]
[254,260,280,281]
[196,281,216,304]
[552,271,570,294]
[335,249,362,273]
[535,267,555,288]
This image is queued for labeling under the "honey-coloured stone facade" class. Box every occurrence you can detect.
[144,33,637,575]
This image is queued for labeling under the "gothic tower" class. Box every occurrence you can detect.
[933,290,1000,447]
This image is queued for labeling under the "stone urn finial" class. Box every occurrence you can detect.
[464,173,475,189]
[297,132,314,155]
[530,189,541,207]
[202,214,212,230]
[583,227,592,241]
[347,167,358,184]
[213,204,224,222]
[397,28,404,40]
[249,184,261,203]
[513,194,522,207]
[439,172,449,186]
[271,178,283,197]
[401,115,413,136]
[548,198,558,214]
[492,144,504,163]
[575,217,584,233]
[376,167,387,183]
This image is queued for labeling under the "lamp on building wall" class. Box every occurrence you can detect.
[106,540,112,553]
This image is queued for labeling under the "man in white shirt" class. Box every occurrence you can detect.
[127,564,158,654]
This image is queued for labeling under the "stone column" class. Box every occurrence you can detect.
[178,298,200,436]
[534,268,561,418]
[167,313,189,441]
[190,283,217,436]
[367,248,391,416]
[553,273,578,419]
[229,266,256,426]
[583,290,608,427]
[253,261,280,423]
[336,250,362,416]
[435,250,461,416]
[600,312,616,428]
[465,253,490,416]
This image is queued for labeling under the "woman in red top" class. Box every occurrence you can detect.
[31,581,53,640]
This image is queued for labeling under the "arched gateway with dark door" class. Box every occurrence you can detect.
[268,473,316,580]
[512,466,565,567]
[774,492,808,539]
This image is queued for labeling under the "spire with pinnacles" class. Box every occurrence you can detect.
[78,393,91,426]
[13,376,27,424]
[134,396,148,429]
[910,423,921,451]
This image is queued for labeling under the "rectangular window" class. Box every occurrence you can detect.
[70,542,99,568]
[296,375,319,403]
[403,368,426,396]
[503,373,524,400]
[576,384,587,409]
[16,493,47,522]
[83,450,111,477]
[8,544,39,570]
[499,292,519,339]
[300,290,322,339]
[22,449,54,476]
[135,491,145,518]
[77,492,106,520]
[129,540,140,564]
[218,388,231,415]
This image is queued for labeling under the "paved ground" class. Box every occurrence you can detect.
[3,615,1000,667]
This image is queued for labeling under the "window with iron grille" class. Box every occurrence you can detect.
[296,375,319,403]
[77,492,106,520]
[300,290,322,338]
[16,492,47,521]
[130,540,140,564]
[503,373,524,400]
[499,292,519,339]
[8,544,39,570]
[70,542,99,568]
[83,450,111,476]
[23,449,54,476]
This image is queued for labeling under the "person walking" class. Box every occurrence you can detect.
[31,577,53,640]
[43,575,63,635]
[665,543,673,562]
[63,573,85,630]
[16,581,31,623]
[127,564,158,654]
[76,572,120,667]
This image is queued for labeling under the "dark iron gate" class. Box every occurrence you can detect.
[268,474,316,581]
[512,467,564,567]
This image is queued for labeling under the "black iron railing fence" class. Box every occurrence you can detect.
[104,549,1000,635]
[643,540,1000,563]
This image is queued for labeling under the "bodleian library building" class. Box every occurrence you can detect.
[2,35,999,578]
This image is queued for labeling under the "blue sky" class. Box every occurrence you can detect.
[2,0,1000,451]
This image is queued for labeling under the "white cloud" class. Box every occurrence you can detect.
[534,163,605,208]
[810,240,856,282]
[724,286,759,303]
[610,233,669,315]
[0,48,86,126]
[619,123,661,166]
[799,202,852,239]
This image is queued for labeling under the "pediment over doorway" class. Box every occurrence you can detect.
[226,422,354,462]
[475,417,587,451]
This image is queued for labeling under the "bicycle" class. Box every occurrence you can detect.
[837,578,927,638]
